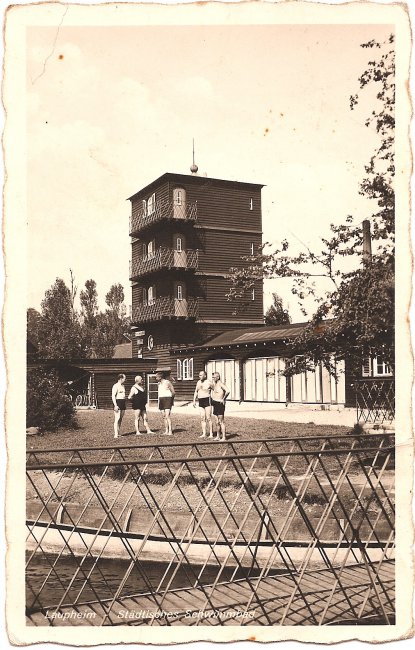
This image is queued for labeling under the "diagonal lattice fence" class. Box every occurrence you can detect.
[356,378,395,425]
[26,434,395,626]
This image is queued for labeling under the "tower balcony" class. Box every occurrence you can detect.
[132,297,199,324]
[129,200,197,236]
[129,248,199,280]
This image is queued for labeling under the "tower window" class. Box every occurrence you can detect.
[176,190,183,205]
[251,288,255,301]
[147,239,155,259]
[250,198,253,210]
[147,193,156,215]
[176,236,183,252]
[250,242,255,255]
[176,284,184,301]
[147,286,155,306]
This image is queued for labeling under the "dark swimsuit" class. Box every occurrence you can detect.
[131,388,147,410]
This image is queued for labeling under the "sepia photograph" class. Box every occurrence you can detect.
[2,0,413,644]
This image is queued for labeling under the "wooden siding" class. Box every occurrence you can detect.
[197,230,262,275]
[197,277,263,322]
[177,182,262,231]
[131,284,143,310]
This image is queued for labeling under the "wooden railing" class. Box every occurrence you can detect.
[26,433,395,626]
[132,296,199,323]
[129,248,199,279]
[129,200,197,235]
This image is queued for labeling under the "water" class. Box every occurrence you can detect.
[26,553,253,612]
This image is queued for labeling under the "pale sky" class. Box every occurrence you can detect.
[26,21,392,321]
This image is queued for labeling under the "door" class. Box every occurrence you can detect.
[147,374,159,405]
[173,235,187,267]
[243,357,286,402]
[173,188,186,219]
[205,359,240,401]
[174,283,187,316]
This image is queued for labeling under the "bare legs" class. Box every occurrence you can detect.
[113,408,125,438]
[199,406,213,438]
[134,409,154,435]
[216,415,226,441]
[162,408,173,435]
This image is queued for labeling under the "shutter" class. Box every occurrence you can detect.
[362,357,371,377]
[177,359,182,381]
[189,358,194,380]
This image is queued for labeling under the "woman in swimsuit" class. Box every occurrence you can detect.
[128,375,154,436]
[112,373,126,439]
[157,371,175,436]
[193,370,214,438]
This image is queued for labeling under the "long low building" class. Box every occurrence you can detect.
[169,322,354,407]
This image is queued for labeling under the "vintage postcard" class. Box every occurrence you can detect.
[3,0,413,644]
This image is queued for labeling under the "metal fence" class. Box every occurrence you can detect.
[26,433,395,626]
[355,378,395,425]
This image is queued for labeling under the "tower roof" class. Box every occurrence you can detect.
[127,172,265,201]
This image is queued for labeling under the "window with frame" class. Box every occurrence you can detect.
[251,288,255,301]
[250,242,255,255]
[249,198,253,211]
[147,193,156,215]
[175,236,183,252]
[362,357,393,377]
[147,239,155,259]
[176,358,194,381]
[147,286,155,306]
[176,284,184,301]
[142,199,147,217]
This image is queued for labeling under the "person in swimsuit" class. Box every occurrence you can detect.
[211,372,230,441]
[193,370,214,438]
[128,375,154,436]
[112,373,126,439]
[157,371,175,436]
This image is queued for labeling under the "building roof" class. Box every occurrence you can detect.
[112,342,133,359]
[127,172,265,201]
[171,322,308,353]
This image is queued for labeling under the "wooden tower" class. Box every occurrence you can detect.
[128,168,264,363]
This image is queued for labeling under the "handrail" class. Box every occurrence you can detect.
[27,445,395,471]
[130,199,197,234]
[129,248,199,279]
[132,296,199,323]
[26,431,393,456]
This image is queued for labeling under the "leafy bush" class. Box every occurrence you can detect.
[27,368,78,432]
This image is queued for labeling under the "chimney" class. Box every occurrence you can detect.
[362,220,372,263]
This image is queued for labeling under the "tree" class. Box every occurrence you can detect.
[80,279,99,357]
[264,293,291,326]
[37,278,85,358]
[92,283,130,357]
[27,308,42,347]
[105,283,125,316]
[27,368,77,431]
[227,35,395,374]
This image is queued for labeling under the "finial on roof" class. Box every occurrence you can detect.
[190,138,198,174]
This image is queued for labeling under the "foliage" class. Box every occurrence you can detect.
[227,35,395,373]
[27,308,42,347]
[28,276,130,360]
[26,368,77,431]
[36,278,86,359]
[264,293,291,326]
